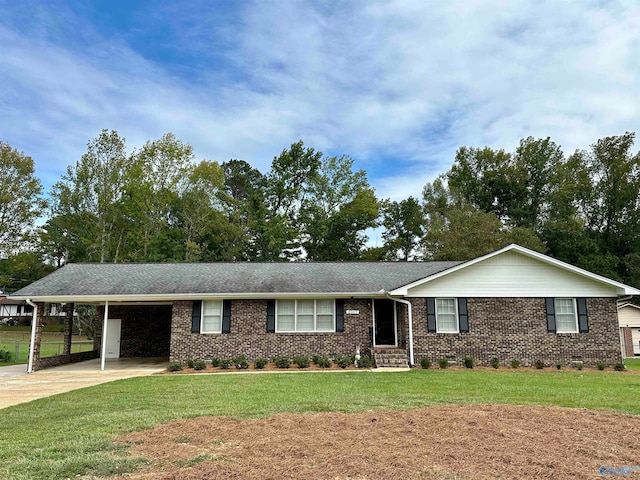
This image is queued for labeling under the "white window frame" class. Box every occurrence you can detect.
[436,298,459,334]
[275,299,336,333]
[201,299,223,334]
[554,297,578,333]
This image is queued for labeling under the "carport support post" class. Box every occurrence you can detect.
[100,301,109,371]
[63,302,75,356]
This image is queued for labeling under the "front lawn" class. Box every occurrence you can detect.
[0,369,639,479]
[624,357,640,370]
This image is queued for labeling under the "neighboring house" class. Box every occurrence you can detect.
[9,244,640,372]
[0,297,33,325]
[618,303,640,357]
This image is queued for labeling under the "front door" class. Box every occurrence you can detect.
[105,318,122,358]
[374,299,396,347]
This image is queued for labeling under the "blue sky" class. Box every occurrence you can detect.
[2,0,640,203]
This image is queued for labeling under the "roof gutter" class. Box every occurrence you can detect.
[25,299,37,374]
[386,294,414,367]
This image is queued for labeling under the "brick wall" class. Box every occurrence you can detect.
[170,299,372,362]
[108,305,172,357]
[621,327,634,357]
[410,297,621,367]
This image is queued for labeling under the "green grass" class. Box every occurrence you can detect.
[1,369,639,479]
[624,357,640,370]
[0,330,93,365]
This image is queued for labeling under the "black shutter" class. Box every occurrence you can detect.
[426,298,436,333]
[545,298,556,333]
[458,298,469,333]
[222,300,232,334]
[191,300,202,333]
[577,298,589,333]
[266,300,276,333]
[336,299,345,332]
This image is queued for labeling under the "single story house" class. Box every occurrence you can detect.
[9,244,640,372]
[618,303,640,357]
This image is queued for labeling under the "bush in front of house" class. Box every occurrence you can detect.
[313,355,332,368]
[510,359,521,369]
[168,361,183,372]
[357,355,372,368]
[273,356,290,368]
[596,361,606,371]
[219,359,233,369]
[438,358,449,369]
[254,358,268,369]
[293,356,311,368]
[534,360,545,370]
[334,355,351,369]
[490,357,500,369]
[186,359,197,368]
[463,356,474,369]
[420,358,431,369]
[192,359,207,370]
[233,355,249,369]
[209,357,220,367]
[614,362,626,371]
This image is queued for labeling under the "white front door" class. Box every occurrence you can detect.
[105,319,122,358]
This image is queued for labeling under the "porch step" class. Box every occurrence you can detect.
[373,348,408,368]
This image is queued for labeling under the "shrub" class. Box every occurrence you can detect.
[233,355,249,369]
[575,361,583,371]
[357,355,372,368]
[534,360,545,370]
[254,358,268,369]
[420,357,431,369]
[614,362,626,371]
[334,355,351,369]
[556,364,562,370]
[273,356,290,368]
[490,357,499,369]
[463,356,474,369]
[510,359,521,369]
[186,359,197,369]
[596,361,606,371]
[192,359,207,370]
[293,356,311,368]
[219,359,233,369]
[438,358,449,369]
[0,348,12,363]
[210,357,220,367]
[314,355,332,368]
[168,361,183,372]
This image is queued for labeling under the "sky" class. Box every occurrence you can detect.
[2,0,640,204]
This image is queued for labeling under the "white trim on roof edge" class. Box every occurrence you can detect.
[387,244,640,296]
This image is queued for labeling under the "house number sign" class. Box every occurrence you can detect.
[345,309,360,315]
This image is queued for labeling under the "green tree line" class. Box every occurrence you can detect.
[1,130,639,291]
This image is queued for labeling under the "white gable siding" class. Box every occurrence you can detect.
[618,305,640,327]
[405,251,618,298]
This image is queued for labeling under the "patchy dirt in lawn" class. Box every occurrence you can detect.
[114,404,640,480]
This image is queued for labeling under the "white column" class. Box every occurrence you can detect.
[100,301,109,371]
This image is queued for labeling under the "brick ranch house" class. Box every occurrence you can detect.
[9,244,640,372]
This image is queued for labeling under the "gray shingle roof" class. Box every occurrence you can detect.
[11,261,462,298]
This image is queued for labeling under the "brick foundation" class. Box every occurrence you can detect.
[170,299,372,362]
[410,298,621,367]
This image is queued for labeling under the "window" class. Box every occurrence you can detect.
[554,298,578,333]
[202,300,222,333]
[436,298,458,333]
[276,299,335,332]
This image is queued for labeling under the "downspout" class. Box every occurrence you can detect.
[26,299,38,374]
[386,294,414,367]
[617,295,633,306]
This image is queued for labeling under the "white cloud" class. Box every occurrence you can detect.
[1,0,640,198]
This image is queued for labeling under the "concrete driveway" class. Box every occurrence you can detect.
[0,358,168,409]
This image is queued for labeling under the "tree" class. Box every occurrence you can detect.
[300,155,379,260]
[0,141,45,256]
[381,196,424,260]
[49,130,130,263]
